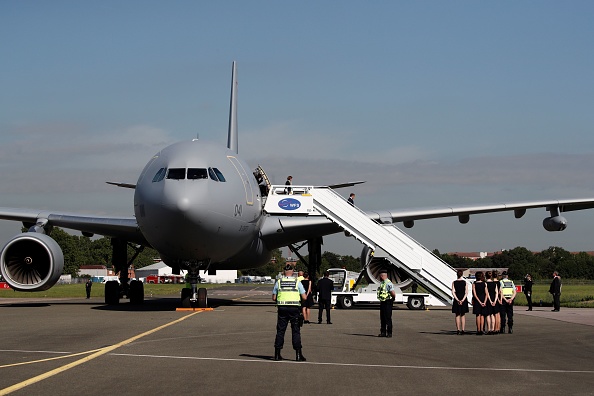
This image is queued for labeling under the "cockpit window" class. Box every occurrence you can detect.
[152,168,167,182]
[187,168,208,180]
[208,168,219,181]
[213,168,226,182]
[167,168,186,180]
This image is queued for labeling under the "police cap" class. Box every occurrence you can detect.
[501,271,508,276]
[379,269,388,274]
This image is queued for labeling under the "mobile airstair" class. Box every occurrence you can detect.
[264,186,458,304]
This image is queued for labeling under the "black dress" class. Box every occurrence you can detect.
[472,281,487,315]
[485,281,498,315]
[451,279,469,314]
[301,279,314,308]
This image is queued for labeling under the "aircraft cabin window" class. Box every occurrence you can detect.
[187,168,208,180]
[152,168,167,182]
[213,168,226,182]
[167,168,186,180]
[208,168,219,181]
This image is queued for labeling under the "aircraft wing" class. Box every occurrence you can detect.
[366,198,594,225]
[261,197,594,249]
[324,181,365,189]
[0,207,148,245]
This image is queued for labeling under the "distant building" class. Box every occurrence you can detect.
[78,265,114,278]
[135,261,237,283]
[447,251,499,261]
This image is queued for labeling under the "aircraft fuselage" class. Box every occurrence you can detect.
[134,140,265,266]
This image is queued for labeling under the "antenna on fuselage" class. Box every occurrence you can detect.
[227,61,238,154]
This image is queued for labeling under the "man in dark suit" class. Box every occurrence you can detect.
[317,271,334,324]
[549,271,562,312]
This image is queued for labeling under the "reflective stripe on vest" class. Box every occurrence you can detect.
[500,279,515,298]
[377,280,392,301]
[276,277,300,306]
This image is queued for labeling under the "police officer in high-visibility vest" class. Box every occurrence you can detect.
[499,271,517,333]
[272,264,308,361]
[377,269,396,338]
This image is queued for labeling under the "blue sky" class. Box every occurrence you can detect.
[1,1,594,257]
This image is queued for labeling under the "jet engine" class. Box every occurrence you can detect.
[0,233,64,291]
[360,246,413,288]
[543,216,568,232]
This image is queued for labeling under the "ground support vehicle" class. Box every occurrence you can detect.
[327,268,446,310]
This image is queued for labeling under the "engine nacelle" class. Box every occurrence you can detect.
[360,246,413,288]
[543,216,568,232]
[0,233,64,291]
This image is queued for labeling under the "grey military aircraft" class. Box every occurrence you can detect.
[2,62,594,307]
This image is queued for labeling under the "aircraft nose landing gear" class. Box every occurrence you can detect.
[180,264,208,309]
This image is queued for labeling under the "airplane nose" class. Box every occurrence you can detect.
[177,197,191,212]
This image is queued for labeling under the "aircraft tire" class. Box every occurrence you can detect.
[129,280,144,305]
[181,288,192,308]
[339,295,353,309]
[105,280,120,305]
[407,296,425,310]
[197,287,208,308]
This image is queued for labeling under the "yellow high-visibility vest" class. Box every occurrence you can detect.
[276,277,300,306]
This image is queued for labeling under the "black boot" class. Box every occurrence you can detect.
[296,349,306,362]
[500,325,505,334]
[508,326,513,334]
[274,348,283,361]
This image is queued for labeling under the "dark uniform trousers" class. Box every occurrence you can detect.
[553,294,561,311]
[379,299,394,335]
[274,306,302,350]
[318,298,331,323]
[500,299,514,328]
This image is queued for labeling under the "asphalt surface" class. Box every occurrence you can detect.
[1,286,594,396]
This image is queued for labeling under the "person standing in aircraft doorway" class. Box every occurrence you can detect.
[284,176,293,194]
[272,264,307,361]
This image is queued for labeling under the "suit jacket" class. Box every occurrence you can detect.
[549,277,561,294]
[317,277,334,300]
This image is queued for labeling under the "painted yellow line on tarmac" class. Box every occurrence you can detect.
[0,348,104,369]
[0,311,201,396]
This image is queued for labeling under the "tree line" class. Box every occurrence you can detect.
[44,228,594,280]
[47,228,160,276]
[435,246,594,280]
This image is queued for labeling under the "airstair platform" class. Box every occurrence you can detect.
[264,185,459,304]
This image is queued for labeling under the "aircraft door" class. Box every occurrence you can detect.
[227,156,254,205]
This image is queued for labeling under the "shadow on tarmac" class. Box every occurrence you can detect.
[240,353,275,361]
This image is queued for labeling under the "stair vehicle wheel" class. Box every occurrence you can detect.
[407,296,425,310]
[197,287,208,308]
[181,288,192,308]
[105,280,120,305]
[339,295,353,309]
[129,280,144,305]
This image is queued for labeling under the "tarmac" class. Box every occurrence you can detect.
[1,285,594,396]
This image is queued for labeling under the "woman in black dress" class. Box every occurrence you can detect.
[451,270,469,335]
[301,272,314,323]
[492,270,502,332]
[472,271,487,335]
[485,271,499,334]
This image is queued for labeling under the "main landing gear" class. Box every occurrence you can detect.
[104,239,145,305]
